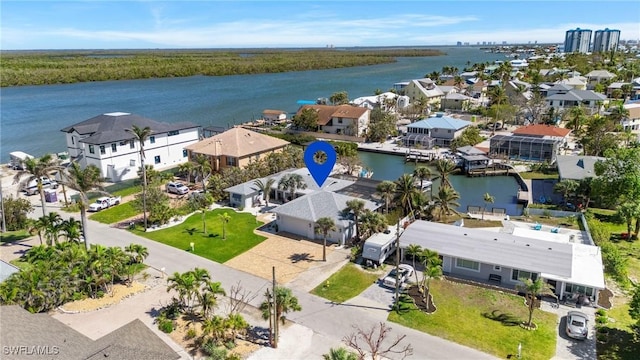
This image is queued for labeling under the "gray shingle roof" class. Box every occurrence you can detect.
[272,190,378,226]
[60,112,198,145]
[0,306,180,360]
[556,155,605,180]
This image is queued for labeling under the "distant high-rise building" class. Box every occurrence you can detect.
[564,28,592,53]
[593,28,621,52]
[457,41,462,46]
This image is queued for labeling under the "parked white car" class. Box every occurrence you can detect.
[565,311,589,340]
[166,182,189,195]
[23,177,58,196]
[382,264,415,289]
[88,196,121,212]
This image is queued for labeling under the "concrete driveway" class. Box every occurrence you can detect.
[546,302,597,360]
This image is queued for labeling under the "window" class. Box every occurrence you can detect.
[564,284,594,297]
[168,130,179,136]
[99,145,106,155]
[455,258,480,272]
[111,143,117,152]
[89,145,95,154]
[182,149,188,158]
[130,141,135,149]
[130,159,136,167]
[226,157,237,166]
[71,137,75,145]
[150,136,156,144]
[448,130,452,133]
[154,155,161,164]
[337,118,343,124]
[511,269,538,282]
[493,265,501,271]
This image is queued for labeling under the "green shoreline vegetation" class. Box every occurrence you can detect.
[0,48,445,87]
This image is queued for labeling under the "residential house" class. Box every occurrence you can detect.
[467,80,489,104]
[490,124,571,163]
[0,305,180,360]
[262,109,288,123]
[351,92,398,111]
[621,103,640,138]
[60,112,199,182]
[556,155,605,181]
[403,113,472,148]
[296,105,370,137]
[400,221,605,304]
[441,92,473,111]
[585,70,617,87]
[185,127,289,172]
[556,77,588,90]
[545,84,607,114]
[271,190,379,245]
[404,78,445,111]
[456,145,490,173]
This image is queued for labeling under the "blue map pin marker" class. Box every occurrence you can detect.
[304,141,337,188]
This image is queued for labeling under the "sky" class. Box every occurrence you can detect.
[1,1,639,50]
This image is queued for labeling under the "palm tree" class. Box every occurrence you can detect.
[413,166,432,192]
[124,243,149,264]
[395,174,420,216]
[359,210,387,239]
[315,217,336,261]
[219,212,231,240]
[126,125,153,231]
[192,154,212,192]
[345,199,365,240]
[260,286,301,337]
[199,281,226,319]
[516,278,553,328]
[61,162,103,251]
[376,181,396,214]
[167,271,199,313]
[482,192,495,220]
[177,161,195,184]
[433,159,456,189]
[13,153,63,217]
[252,178,276,207]
[423,260,443,304]
[323,348,357,360]
[554,179,579,205]
[278,173,307,202]
[419,249,441,296]
[60,217,83,243]
[433,186,461,221]
[406,244,422,285]
[43,212,63,246]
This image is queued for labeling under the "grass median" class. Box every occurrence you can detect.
[388,280,556,360]
[311,263,380,302]
[131,208,266,263]
[89,202,139,224]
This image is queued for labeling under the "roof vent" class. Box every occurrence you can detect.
[548,247,553,250]
[494,238,497,241]
[526,244,530,246]
[464,233,467,236]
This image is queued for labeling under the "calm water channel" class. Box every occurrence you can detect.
[0,46,520,212]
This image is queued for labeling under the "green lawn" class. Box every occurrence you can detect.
[311,263,380,302]
[518,172,559,180]
[0,230,31,243]
[388,280,557,360]
[89,202,139,224]
[131,208,266,263]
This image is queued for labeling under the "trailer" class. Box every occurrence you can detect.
[362,226,397,266]
[9,151,34,170]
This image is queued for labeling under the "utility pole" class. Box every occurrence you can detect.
[0,178,6,233]
[394,220,401,304]
[272,266,278,348]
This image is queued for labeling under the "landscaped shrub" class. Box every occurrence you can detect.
[185,327,197,340]
[600,241,630,286]
[596,308,607,317]
[158,318,174,333]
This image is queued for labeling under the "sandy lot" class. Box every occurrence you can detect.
[224,230,335,284]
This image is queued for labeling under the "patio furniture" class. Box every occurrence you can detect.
[532,223,542,231]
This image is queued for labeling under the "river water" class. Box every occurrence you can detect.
[0,46,520,213]
[0,47,504,161]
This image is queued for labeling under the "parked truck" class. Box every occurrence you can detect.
[88,196,121,212]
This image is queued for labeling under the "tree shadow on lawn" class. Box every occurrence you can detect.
[482,309,522,326]
[288,253,315,263]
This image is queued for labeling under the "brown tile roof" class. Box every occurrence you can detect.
[185,127,289,158]
[262,109,287,115]
[512,124,572,137]
[297,105,368,126]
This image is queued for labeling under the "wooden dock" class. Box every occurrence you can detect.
[405,152,434,163]
[467,168,511,177]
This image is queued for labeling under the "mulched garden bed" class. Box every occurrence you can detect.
[406,285,437,313]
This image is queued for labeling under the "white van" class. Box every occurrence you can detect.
[24,177,58,196]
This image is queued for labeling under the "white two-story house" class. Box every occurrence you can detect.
[403,113,471,148]
[61,112,200,182]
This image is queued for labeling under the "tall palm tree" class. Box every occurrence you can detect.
[219,212,231,240]
[413,166,432,192]
[376,181,396,214]
[252,178,276,207]
[126,125,153,231]
[395,173,420,216]
[406,244,422,285]
[260,286,301,329]
[199,280,226,319]
[177,161,195,184]
[433,159,456,189]
[516,278,553,328]
[315,217,336,261]
[482,192,495,220]
[345,199,365,240]
[419,248,441,296]
[423,260,443,304]
[192,154,212,193]
[13,153,63,217]
[61,162,104,251]
[433,186,461,221]
[278,173,307,202]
